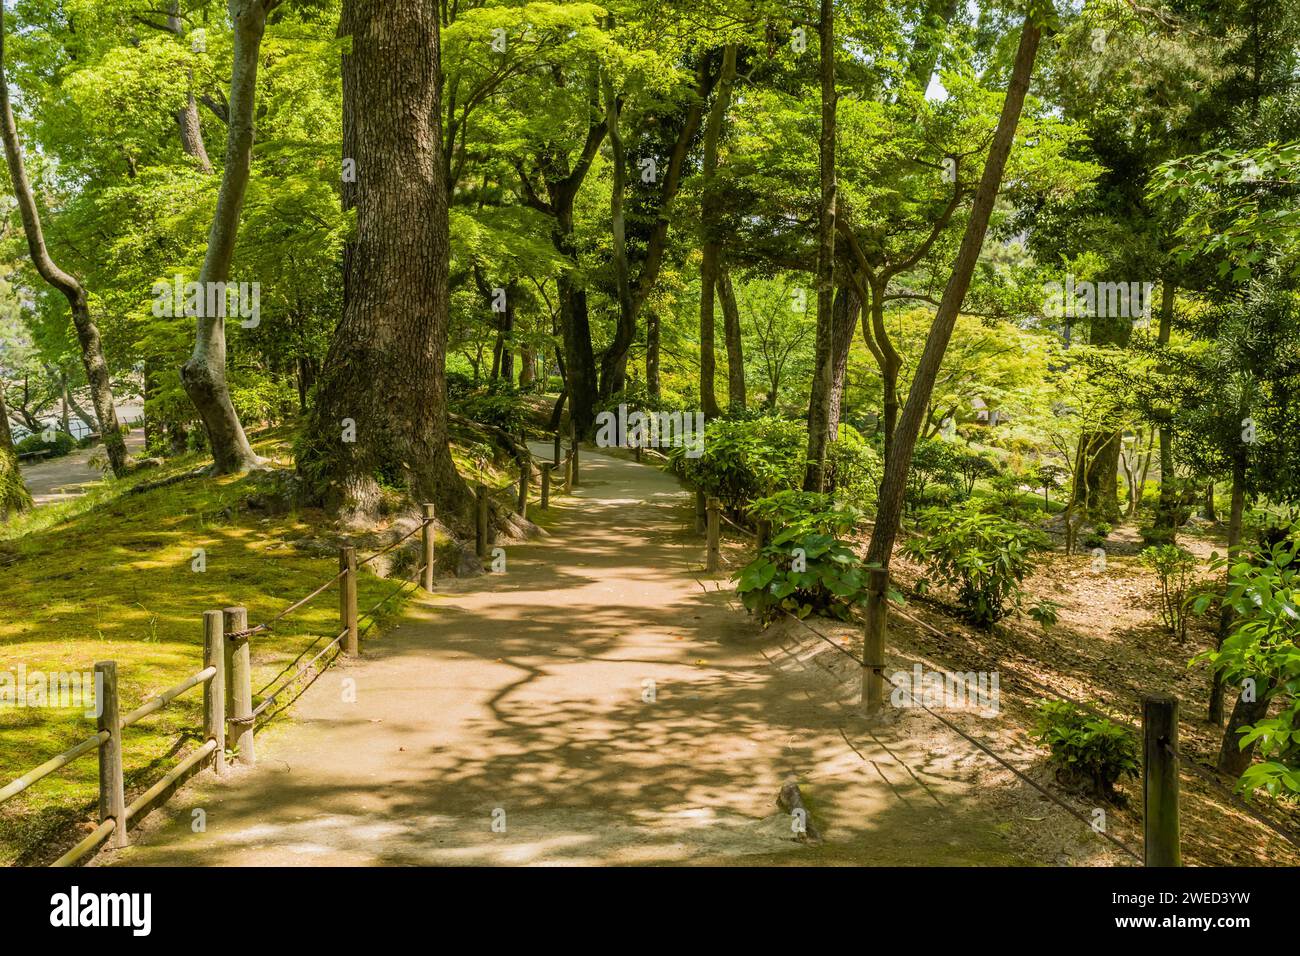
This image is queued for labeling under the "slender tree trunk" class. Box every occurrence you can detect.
[697,44,738,419]
[827,284,860,435]
[646,308,660,398]
[0,5,127,478]
[1153,278,1179,536]
[179,0,270,475]
[860,18,1042,710]
[1210,450,1248,726]
[298,0,470,524]
[717,258,746,412]
[804,0,837,491]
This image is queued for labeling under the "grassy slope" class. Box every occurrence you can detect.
[0,430,441,865]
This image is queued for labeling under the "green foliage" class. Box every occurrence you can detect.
[905,504,1045,628]
[1193,539,1300,800]
[1139,545,1197,641]
[1033,701,1140,799]
[824,426,880,506]
[747,490,862,538]
[734,530,869,626]
[904,437,963,513]
[453,386,527,435]
[669,416,805,511]
[14,430,76,458]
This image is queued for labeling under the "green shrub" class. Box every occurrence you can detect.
[954,448,1000,496]
[904,437,962,513]
[825,426,880,506]
[746,490,862,538]
[15,430,76,458]
[904,504,1045,627]
[454,389,526,434]
[735,530,871,625]
[1033,700,1139,799]
[669,416,805,511]
[1139,544,1197,641]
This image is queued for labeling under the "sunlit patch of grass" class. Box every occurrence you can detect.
[0,429,417,865]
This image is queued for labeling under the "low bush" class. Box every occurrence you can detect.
[15,430,76,458]
[904,504,1045,627]
[735,529,870,625]
[1033,700,1139,799]
[1139,544,1197,641]
[669,415,805,511]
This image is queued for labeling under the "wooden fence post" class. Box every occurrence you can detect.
[635,441,642,463]
[1143,693,1181,867]
[224,606,256,765]
[564,450,573,494]
[476,483,489,558]
[695,489,707,534]
[541,464,551,509]
[706,497,721,572]
[203,611,225,776]
[517,458,530,518]
[338,547,359,657]
[95,660,128,848]
[862,569,888,715]
[421,503,436,591]
[553,430,561,466]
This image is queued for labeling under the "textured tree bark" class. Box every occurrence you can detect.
[717,258,746,412]
[0,5,127,478]
[645,307,660,398]
[827,284,861,436]
[179,0,269,475]
[298,0,471,524]
[1152,278,1179,534]
[696,45,738,419]
[804,0,837,491]
[861,19,1042,711]
[1209,454,1247,726]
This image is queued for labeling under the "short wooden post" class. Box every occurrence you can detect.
[553,430,562,466]
[695,489,707,534]
[1143,693,1181,867]
[563,450,573,493]
[339,547,359,656]
[95,660,128,848]
[476,483,489,558]
[541,465,551,509]
[569,421,580,487]
[203,611,226,776]
[862,569,888,715]
[756,519,772,552]
[224,606,255,764]
[635,441,642,463]
[517,458,530,518]
[421,503,436,591]
[706,497,721,572]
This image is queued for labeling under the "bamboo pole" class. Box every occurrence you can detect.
[203,610,225,776]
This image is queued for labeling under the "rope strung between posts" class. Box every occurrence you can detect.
[770,602,1144,864]
[886,597,1300,851]
[356,520,426,568]
[225,568,347,639]
[238,630,349,728]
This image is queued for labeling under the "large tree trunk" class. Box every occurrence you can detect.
[0,5,127,478]
[717,258,746,412]
[179,0,269,475]
[827,284,861,435]
[696,45,738,419]
[804,0,838,491]
[860,18,1042,711]
[298,0,470,524]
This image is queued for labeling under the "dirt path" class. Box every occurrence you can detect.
[100,445,1089,866]
[19,429,146,506]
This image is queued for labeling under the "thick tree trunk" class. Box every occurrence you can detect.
[804,0,838,491]
[860,18,1042,710]
[1218,677,1274,776]
[298,0,470,525]
[0,5,127,478]
[179,0,268,475]
[717,258,746,412]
